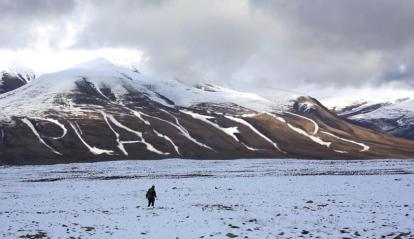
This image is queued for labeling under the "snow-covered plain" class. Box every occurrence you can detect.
[1,159,413,239]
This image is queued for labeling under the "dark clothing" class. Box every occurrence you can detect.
[146,187,157,207]
[148,198,155,207]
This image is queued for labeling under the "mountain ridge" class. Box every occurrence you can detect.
[1,58,414,165]
[329,97,414,140]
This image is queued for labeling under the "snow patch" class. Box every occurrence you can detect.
[21,118,62,155]
[41,118,67,140]
[74,122,83,135]
[287,124,331,148]
[285,112,318,135]
[132,111,151,126]
[321,131,370,152]
[297,100,317,113]
[69,122,114,155]
[153,129,181,155]
[334,150,348,154]
[225,115,284,152]
[105,114,169,155]
[181,110,262,151]
[101,111,129,156]
[264,112,286,123]
[159,109,213,151]
[181,110,239,142]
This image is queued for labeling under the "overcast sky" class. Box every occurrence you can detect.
[1,0,413,99]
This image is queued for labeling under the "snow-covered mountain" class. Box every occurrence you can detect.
[329,97,414,140]
[1,58,414,165]
[0,58,282,122]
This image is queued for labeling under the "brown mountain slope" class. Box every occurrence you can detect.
[1,61,414,165]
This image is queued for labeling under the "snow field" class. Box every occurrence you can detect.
[1,159,413,238]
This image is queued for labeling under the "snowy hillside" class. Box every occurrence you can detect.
[347,98,414,121]
[0,58,283,121]
[326,97,414,140]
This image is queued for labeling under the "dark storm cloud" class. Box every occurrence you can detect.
[1,0,414,92]
[74,0,261,83]
[250,0,414,50]
[73,0,414,88]
[0,0,77,48]
[247,0,414,89]
[0,0,75,17]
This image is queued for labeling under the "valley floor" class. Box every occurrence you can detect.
[1,159,413,238]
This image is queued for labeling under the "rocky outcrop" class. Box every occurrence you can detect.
[0,71,34,94]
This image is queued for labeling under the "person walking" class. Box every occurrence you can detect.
[146,185,157,207]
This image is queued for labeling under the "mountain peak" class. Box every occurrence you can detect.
[74,57,116,69]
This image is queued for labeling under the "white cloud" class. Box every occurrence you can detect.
[0,48,145,75]
[0,0,414,99]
